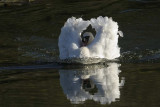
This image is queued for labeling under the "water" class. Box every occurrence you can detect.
[0,0,160,106]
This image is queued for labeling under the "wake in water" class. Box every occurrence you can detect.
[120,49,160,63]
[58,16,123,62]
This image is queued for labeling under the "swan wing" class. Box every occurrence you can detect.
[88,16,122,59]
[58,17,90,59]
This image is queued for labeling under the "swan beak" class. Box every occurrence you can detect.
[82,36,89,46]
[82,38,86,46]
[82,41,87,46]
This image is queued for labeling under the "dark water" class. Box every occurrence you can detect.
[0,0,160,106]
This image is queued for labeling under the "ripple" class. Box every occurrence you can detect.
[120,49,160,63]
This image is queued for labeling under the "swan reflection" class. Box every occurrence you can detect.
[59,63,125,104]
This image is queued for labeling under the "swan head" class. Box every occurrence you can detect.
[82,32,94,46]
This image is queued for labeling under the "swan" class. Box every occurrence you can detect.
[58,16,123,60]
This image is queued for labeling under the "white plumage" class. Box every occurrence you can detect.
[58,16,123,60]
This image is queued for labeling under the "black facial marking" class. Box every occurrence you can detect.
[82,36,89,43]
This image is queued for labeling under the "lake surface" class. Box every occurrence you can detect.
[0,0,160,106]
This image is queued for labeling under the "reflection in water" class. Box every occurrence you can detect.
[59,63,125,104]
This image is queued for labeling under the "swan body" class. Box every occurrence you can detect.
[58,16,123,60]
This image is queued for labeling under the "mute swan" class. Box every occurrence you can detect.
[58,16,123,60]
